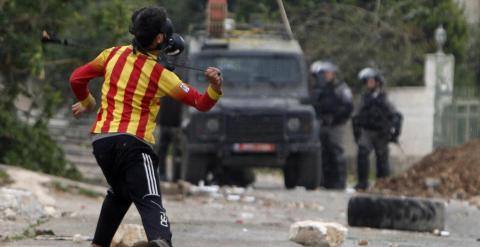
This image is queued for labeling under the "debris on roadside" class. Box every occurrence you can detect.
[468,196,480,209]
[0,187,47,221]
[35,234,92,242]
[373,139,480,200]
[235,212,254,224]
[3,208,16,221]
[357,239,369,245]
[433,229,450,237]
[163,180,259,205]
[286,201,325,211]
[289,220,347,247]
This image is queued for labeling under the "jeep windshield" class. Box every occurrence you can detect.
[189,53,305,96]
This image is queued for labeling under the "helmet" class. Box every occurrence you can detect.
[358,67,384,84]
[310,61,337,74]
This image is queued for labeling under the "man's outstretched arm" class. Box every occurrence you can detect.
[161,67,223,112]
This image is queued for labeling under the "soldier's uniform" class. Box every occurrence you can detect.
[310,61,353,189]
[353,68,402,190]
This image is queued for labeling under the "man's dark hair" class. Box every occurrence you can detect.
[130,6,167,49]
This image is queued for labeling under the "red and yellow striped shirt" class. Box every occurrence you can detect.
[70,45,221,144]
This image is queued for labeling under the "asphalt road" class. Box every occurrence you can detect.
[4,173,480,247]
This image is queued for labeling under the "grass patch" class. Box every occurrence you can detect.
[77,187,103,198]
[0,168,12,186]
[49,181,103,198]
[50,181,69,192]
[7,217,49,241]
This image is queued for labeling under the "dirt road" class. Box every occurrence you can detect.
[2,169,480,247]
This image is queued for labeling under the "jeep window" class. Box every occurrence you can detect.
[192,55,301,88]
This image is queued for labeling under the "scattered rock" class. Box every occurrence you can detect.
[236,212,254,224]
[433,229,450,237]
[227,194,241,201]
[111,224,148,247]
[440,231,450,237]
[0,187,46,221]
[242,196,256,203]
[468,196,480,209]
[357,239,368,245]
[3,208,16,221]
[373,139,480,200]
[44,206,57,217]
[289,220,347,247]
[72,233,84,243]
[5,167,56,205]
[34,234,92,242]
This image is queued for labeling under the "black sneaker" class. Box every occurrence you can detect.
[148,239,171,247]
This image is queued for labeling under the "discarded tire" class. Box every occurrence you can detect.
[347,195,445,232]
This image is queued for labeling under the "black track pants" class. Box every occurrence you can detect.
[91,134,172,247]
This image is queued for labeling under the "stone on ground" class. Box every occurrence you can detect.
[289,220,347,247]
[111,224,148,247]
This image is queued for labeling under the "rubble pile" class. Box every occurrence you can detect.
[373,140,480,200]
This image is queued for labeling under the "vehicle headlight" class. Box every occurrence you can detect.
[287,117,301,132]
[206,118,220,132]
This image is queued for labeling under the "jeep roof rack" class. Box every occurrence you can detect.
[190,22,293,41]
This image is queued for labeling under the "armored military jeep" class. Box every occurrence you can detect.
[173,26,321,189]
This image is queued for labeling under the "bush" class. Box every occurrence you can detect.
[0,108,82,180]
[0,168,12,186]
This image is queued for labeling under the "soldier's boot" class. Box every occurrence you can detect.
[355,146,370,190]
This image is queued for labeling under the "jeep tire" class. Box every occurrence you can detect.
[348,195,446,232]
[181,152,211,185]
[283,154,299,189]
[284,152,322,190]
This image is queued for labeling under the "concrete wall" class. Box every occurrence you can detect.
[388,87,435,156]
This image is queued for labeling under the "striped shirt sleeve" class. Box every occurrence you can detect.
[158,69,221,112]
[69,48,112,105]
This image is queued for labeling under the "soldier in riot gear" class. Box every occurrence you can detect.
[310,61,353,189]
[352,68,403,191]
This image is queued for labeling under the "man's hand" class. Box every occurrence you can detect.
[72,96,96,119]
[205,67,223,94]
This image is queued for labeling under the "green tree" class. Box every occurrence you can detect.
[0,0,153,178]
[0,0,80,178]
[196,0,468,89]
[286,0,467,89]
